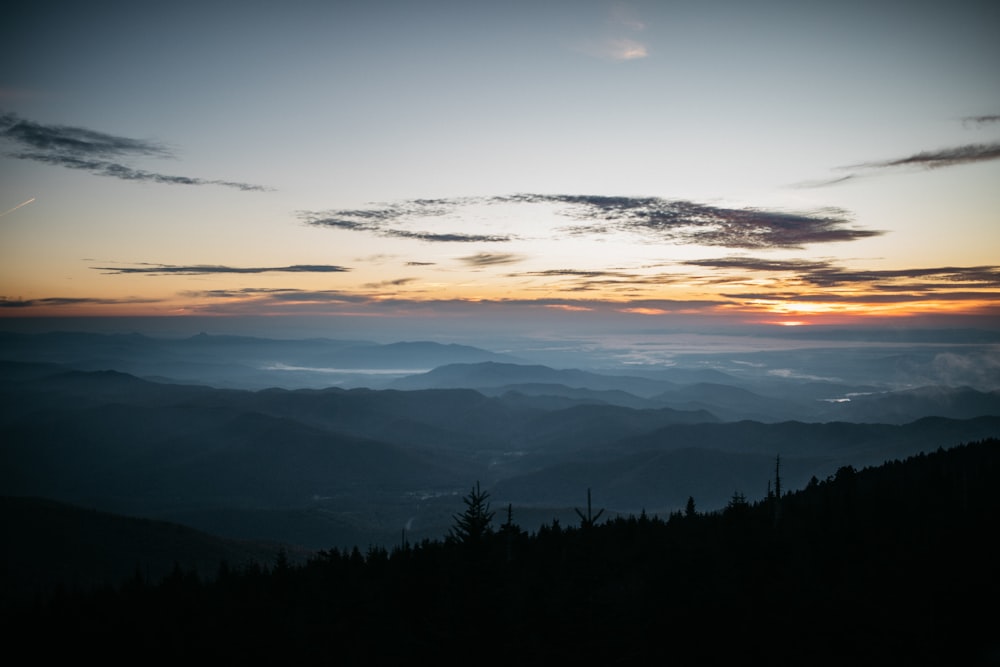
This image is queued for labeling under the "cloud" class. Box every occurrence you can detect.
[363,278,418,288]
[610,3,646,32]
[684,257,835,273]
[799,140,1000,188]
[91,263,350,276]
[962,115,1000,127]
[299,204,513,243]
[687,256,1000,291]
[304,194,877,250]
[850,143,1000,170]
[722,291,1000,304]
[797,265,1000,289]
[509,268,682,294]
[509,194,875,248]
[0,296,158,308]
[600,38,648,61]
[574,4,649,61]
[180,288,367,304]
[0,112,171,158]
[459,253,523,267]
[514,269,638,278]
[0,111,271,191]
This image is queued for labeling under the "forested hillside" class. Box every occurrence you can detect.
[6,438,999,664]
[5,361,999,551]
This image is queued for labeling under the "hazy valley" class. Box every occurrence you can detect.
[3,329,999,560]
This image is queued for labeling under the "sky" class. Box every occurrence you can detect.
[2,0,999,344]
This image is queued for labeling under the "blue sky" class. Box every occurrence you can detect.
[2,0,999,341]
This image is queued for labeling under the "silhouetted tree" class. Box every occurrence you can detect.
[724,490,750,521]
[498,503,523,563]
[448,481,495,547]
[575,488,605,529]
[773,454,783,527]
[685,495,697,518]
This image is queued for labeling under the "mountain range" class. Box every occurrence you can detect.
[3,330,999,554]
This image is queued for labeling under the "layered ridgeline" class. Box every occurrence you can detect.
[5,438,999,663]
[2,330,999,552]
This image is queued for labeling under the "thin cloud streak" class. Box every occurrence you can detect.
[459,253,523,267]
[299,205,513,243]
[724,291,1000,304]
[0,296,160,308]
[962,115,1000,126]
[0,197,35,218]
[0,111,271,192]
[91,263,350,276]
[181,288,367,304]
[0,112,171,158]
[850,143,1000,170]
[798,140,1000,188]
[686,257,1000,289]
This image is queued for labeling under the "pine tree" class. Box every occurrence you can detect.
[449,481,495,546]
[685,495,697,518]
[773,453,783,527]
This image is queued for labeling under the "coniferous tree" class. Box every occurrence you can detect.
[773,454,783,527]
[448,481,495,546]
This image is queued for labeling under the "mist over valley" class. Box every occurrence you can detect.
[3,328,998,558]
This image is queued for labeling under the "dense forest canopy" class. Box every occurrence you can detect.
[5,438,999,664]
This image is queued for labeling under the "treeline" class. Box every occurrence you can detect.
[7,439,1000,665]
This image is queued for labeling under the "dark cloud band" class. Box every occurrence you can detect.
[800,139,1000,188]
[853,143,1000,170]
[0,111,271,191]
[687,256,1000,289]
[302,194,875,250]
[0,296,158,308]
[91,263,350,276]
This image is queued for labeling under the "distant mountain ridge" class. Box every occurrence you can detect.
[389,360,679,396]
[3,361,998,550]
[0,331,524,389]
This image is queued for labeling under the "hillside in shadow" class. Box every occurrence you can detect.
[4,438,999,664]
[4,355,1000,552]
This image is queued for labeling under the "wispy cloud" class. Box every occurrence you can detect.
[180,288,367,304]
[797,141,1000,188]
[0,296,159,308]
[510,268,682,294]
[303,194,876,250]
[686,256,1000,290]
[508,194,875,248]
[849,143,1000,170]
[459,253,523,267]
[178,291,731,317]
[91,263,350,276]
[723,290,1000,305]
[962,114,1000,127]
[363,278,418,289]
[575,4,649,61]
[0,197,35,218]
[0,111,271,191]
[683,257,835,273]
[299,201,513,243]
[597,38,648,61]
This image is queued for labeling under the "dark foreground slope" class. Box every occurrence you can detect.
[0,496,306,606]
[5,438,999,665]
